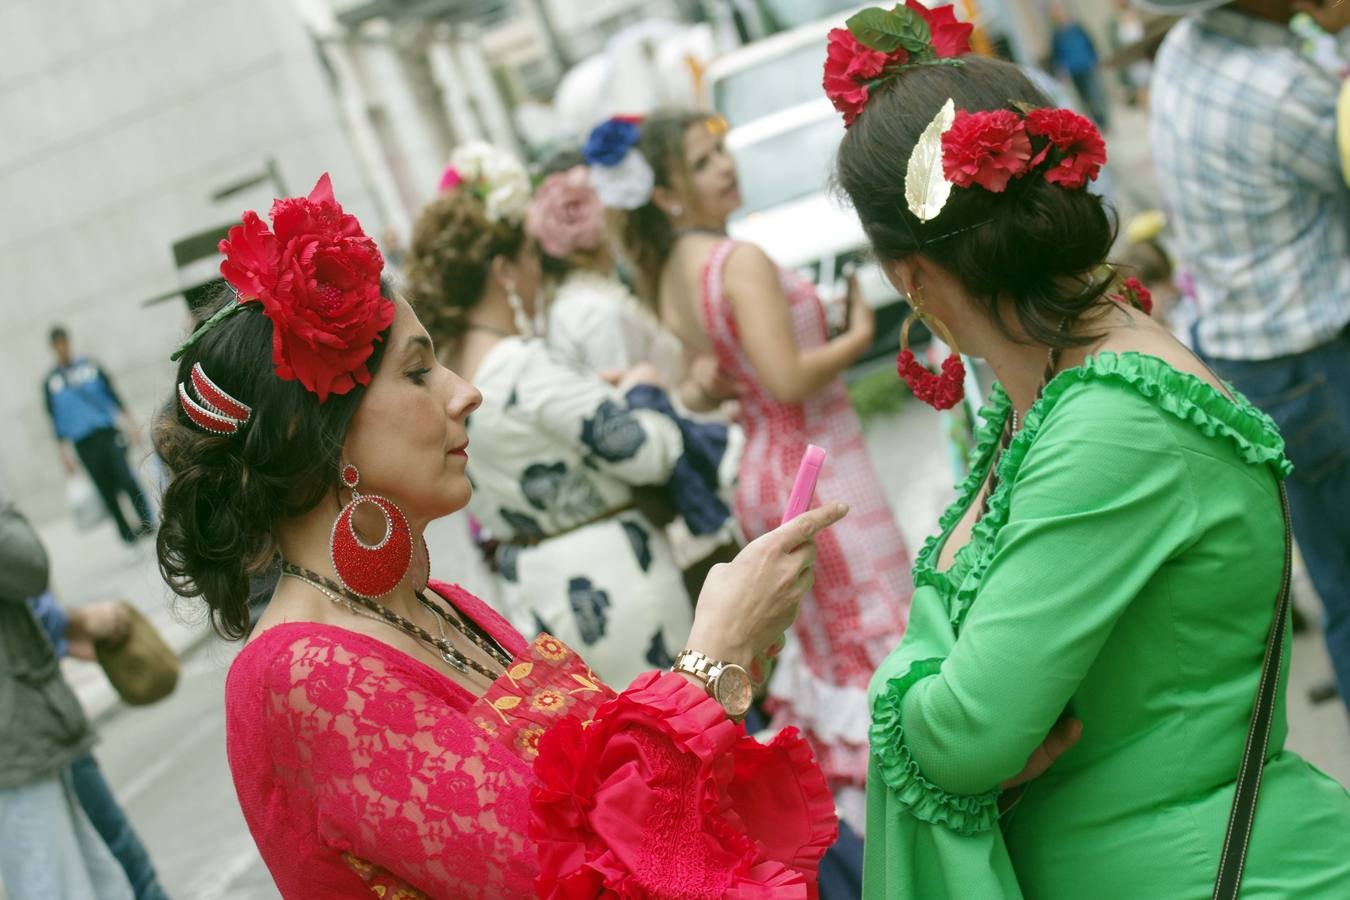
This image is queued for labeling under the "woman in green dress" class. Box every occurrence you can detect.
[823,10,1350,898]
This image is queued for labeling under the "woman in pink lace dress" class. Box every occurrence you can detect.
[616,113,913,825]
[154,175,841,898]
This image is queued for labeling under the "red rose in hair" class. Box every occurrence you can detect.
[218,173,393,403]
[1025,108,1107,189]
[942,109,1033,192]
[904,0,975,59]
[823,27,904,127]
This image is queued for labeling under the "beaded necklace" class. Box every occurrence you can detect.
[279,561,511,681]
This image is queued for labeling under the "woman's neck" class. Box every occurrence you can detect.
[673,210,729,236]
[275,497,430,623]
[464,287,518,337]
[574,246,614,276]
[981,336,1057,416]
[981,302,1122,414]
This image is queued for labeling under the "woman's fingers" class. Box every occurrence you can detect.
[778,502,848,552]
[1000,718,1083,789]
[791,566,814,596]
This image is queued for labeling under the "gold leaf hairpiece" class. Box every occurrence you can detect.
[905,98,956,223]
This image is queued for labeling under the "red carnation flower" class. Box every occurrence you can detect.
[218,174,393,403]
[942,109,1033,192]
[904,0,975,59]
[1025,107,1107,189]
[823,28,903,127]
[1118,276,1154,315]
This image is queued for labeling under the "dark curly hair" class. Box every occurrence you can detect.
[615,110,715,308]
[154,285,392,639]
[835,56,1118,349]
[404,188,525,351]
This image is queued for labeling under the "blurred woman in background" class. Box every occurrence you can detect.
[612,111,914,827]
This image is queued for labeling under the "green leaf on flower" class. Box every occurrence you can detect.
[847,6,934,58]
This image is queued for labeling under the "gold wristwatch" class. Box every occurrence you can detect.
[672,649,753,722]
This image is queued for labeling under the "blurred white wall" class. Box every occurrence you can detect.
[0,0,382,521]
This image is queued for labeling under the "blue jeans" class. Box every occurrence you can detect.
[1070,68,1110,131]
[70,754,169,900]
[1202,331,1350,716]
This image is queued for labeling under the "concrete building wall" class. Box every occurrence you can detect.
[0,0,383,520]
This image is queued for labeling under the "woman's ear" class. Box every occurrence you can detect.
[651,185,683,220]
[489,253,515,292]
[885,258,921,301]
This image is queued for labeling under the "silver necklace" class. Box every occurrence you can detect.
[416,593,459,665]
[281,569,474,676]
[281,571,386,628]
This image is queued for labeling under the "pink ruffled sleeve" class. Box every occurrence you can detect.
[530,670,838,899]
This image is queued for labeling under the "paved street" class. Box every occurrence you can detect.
[9,393,1343,899]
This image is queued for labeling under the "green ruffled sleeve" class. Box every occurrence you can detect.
[864,378,1202,899]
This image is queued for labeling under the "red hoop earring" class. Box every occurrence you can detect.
[896,295,966,411]
[330,464,413,598]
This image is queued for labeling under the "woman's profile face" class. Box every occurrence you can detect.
[342,296,482,523]
[677,120,741,223]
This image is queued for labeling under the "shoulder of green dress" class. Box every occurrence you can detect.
[869,657,1000,835]
[1031,351,1292,478]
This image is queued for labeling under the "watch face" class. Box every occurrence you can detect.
[713,664,753,716]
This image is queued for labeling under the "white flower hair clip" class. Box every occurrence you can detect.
[582,116,654,211]
[438,141,532,225]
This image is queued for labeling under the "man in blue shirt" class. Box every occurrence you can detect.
[1049,2,1111,129]
[43,327,153,544]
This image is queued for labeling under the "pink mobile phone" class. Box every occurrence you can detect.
[782,445,827,525]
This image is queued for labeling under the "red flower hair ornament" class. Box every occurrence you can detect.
[823,2,974,127]
[215,173,394,403]
[941,108,1033,192]
[1113,276,1154,316]
[1025,107,1108,189]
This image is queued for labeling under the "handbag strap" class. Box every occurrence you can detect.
[1212,483,1292,900]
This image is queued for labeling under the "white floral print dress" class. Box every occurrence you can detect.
[466,336,736,687]
[546,270,744,569]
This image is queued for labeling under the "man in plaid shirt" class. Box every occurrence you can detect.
[1149,0,1350,713]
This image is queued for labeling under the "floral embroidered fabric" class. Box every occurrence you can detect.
[225,580,836,898]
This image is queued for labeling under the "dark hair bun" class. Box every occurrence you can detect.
[836,56,1116,346]
[155,287,390,639]
[405,189,524,350]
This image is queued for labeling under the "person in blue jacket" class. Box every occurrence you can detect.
[43,326,153,544]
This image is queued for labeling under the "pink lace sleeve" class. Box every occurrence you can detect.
[262,633,537,898]
[531,670,838,899]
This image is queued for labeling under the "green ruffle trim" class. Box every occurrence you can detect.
[910,389,1011,601]
[869,658,1001,835]
[913,351,1293,631]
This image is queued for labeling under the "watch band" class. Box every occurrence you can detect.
[672,649,725,684]
[672,649,748,722]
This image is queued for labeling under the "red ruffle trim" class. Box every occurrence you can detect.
[531,672,837,899]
